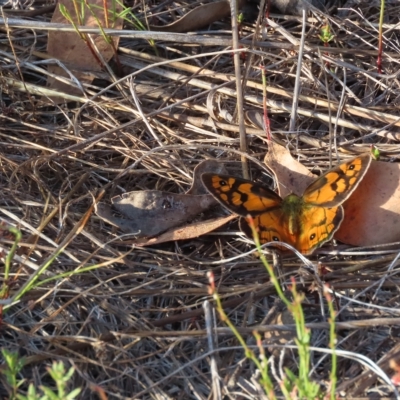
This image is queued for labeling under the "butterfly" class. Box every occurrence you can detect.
[201,154,371,254]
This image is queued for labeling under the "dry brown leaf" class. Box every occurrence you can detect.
[96,160,230,240]
[135,215,236,247]
[95,192,217,237]
[265,143,400,247]
[147,0,326,33]
[46,0,123,103]
[264,142,314,197]
[148,1,241,33]
[336,160,400,247]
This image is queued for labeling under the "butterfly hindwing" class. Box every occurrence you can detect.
[302,154,371,207]
[239,210,295,248]
[201,173,282,216]
[296,205,344,254]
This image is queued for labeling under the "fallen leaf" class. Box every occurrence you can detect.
[96,191,216,237]
[336,160,400,247]
[149,1,244,33]
[147,0,328,33]
[96,160,229,240]
[134,215,236,247]
[264,141,314,197]
[46,0,123,103]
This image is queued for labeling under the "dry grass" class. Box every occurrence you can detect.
[1,0,400,398]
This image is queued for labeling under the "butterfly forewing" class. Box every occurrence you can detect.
[302,154,371,207]
[201,173,282,216]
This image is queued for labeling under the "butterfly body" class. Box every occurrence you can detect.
[201,155,371,254]
[281,193,306,236]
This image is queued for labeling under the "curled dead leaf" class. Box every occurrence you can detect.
[187,160,228,195]
[134,215,236,247]
[96,160,230,241]
[148,1,243,33]
[264,142,314,197]
[96,192,216,237]
[147,0,330,33]
[46,0,123,103]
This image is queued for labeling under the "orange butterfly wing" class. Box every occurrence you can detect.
[201,173,292,244]
[201,173,282,216]
[239,211,296,249]
[239,203,344,254]
[303,154,371,207]
[295,205,344,254]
